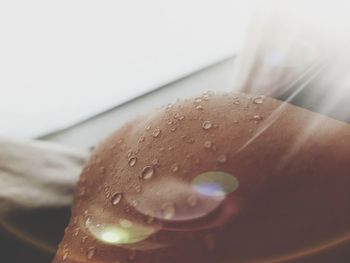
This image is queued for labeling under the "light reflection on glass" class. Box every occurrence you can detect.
[125,176,226,222]
[191,171,239,197]
[100,227,129,244]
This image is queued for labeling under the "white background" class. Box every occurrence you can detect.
[0,1,256,138]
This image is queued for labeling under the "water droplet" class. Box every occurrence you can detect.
[78,187,86,197]
[187,195,198,207]
[62,251,69,261]
[104,185,111,193]
[217,154,227,164]
[160,202,176,220]
[182,135,195,144]
[194,97,202,103]
[167,120,173,125]
[131,200,139,207]
[73,227,80,237]
[138,136,145,143]
[140,166,154,180]
[170,126,177,132]
[173,113,181,119]
[233,120,239,124]
[202,120,212,130]
[171,163,179,173]
[81,236,88,243]
[145,124,151,131]
[165,104,173,111]
[196,105,204,111]
[253,115,263,121]
[86,247,96,260]
[111,193,123,205]
[85,217,92,228]
[178,115,185,120]
[135,185,142,193]
[252,95,265,104]
[159,147,165,152]
[204,140,213,149]
[203,94,210,101]
[151,159,159,166]
[128,157,137,167]
[152,128,161,137]
[120,219,133,228]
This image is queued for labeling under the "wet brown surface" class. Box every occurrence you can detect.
[52,92,350,263]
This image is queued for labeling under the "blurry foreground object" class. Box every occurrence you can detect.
[234,0,350,123]
[0,138,87,262]
[52,92,350,263]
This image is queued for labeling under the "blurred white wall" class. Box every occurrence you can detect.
[0,0,256,138]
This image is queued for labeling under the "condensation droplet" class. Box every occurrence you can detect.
[194,97,202,103]
[165,104,173,111]
[253,115,263,121]
[170,126,177,132]
[152,128,161,138]
[217,154,227,164]
[204,140,213,149]
[187,195,198,207]
[111,193,123,205]
[168,146,175,151]
[128,157,137,167]
[135,185,142,193]
[178,115,185,120]
[86,247,96,260]
[131,200,139,207]
[182,135,195,144]
[138,136,145,143]
[145,124,151,131]
[202,121,213,130]
[140,166,154,180]
[151,159,159,166]
[196,105,204,111]
[174,113,181,119]
[171,163,179,173]
[81,236,88,243]
[62,251,69,261]
[85,217,92,228]
[73,227,80,237]
[160,202,176,220]
[233,98,240,105]
[120,219,133,228]
[252,95,265,104]
[78,187,86,197]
